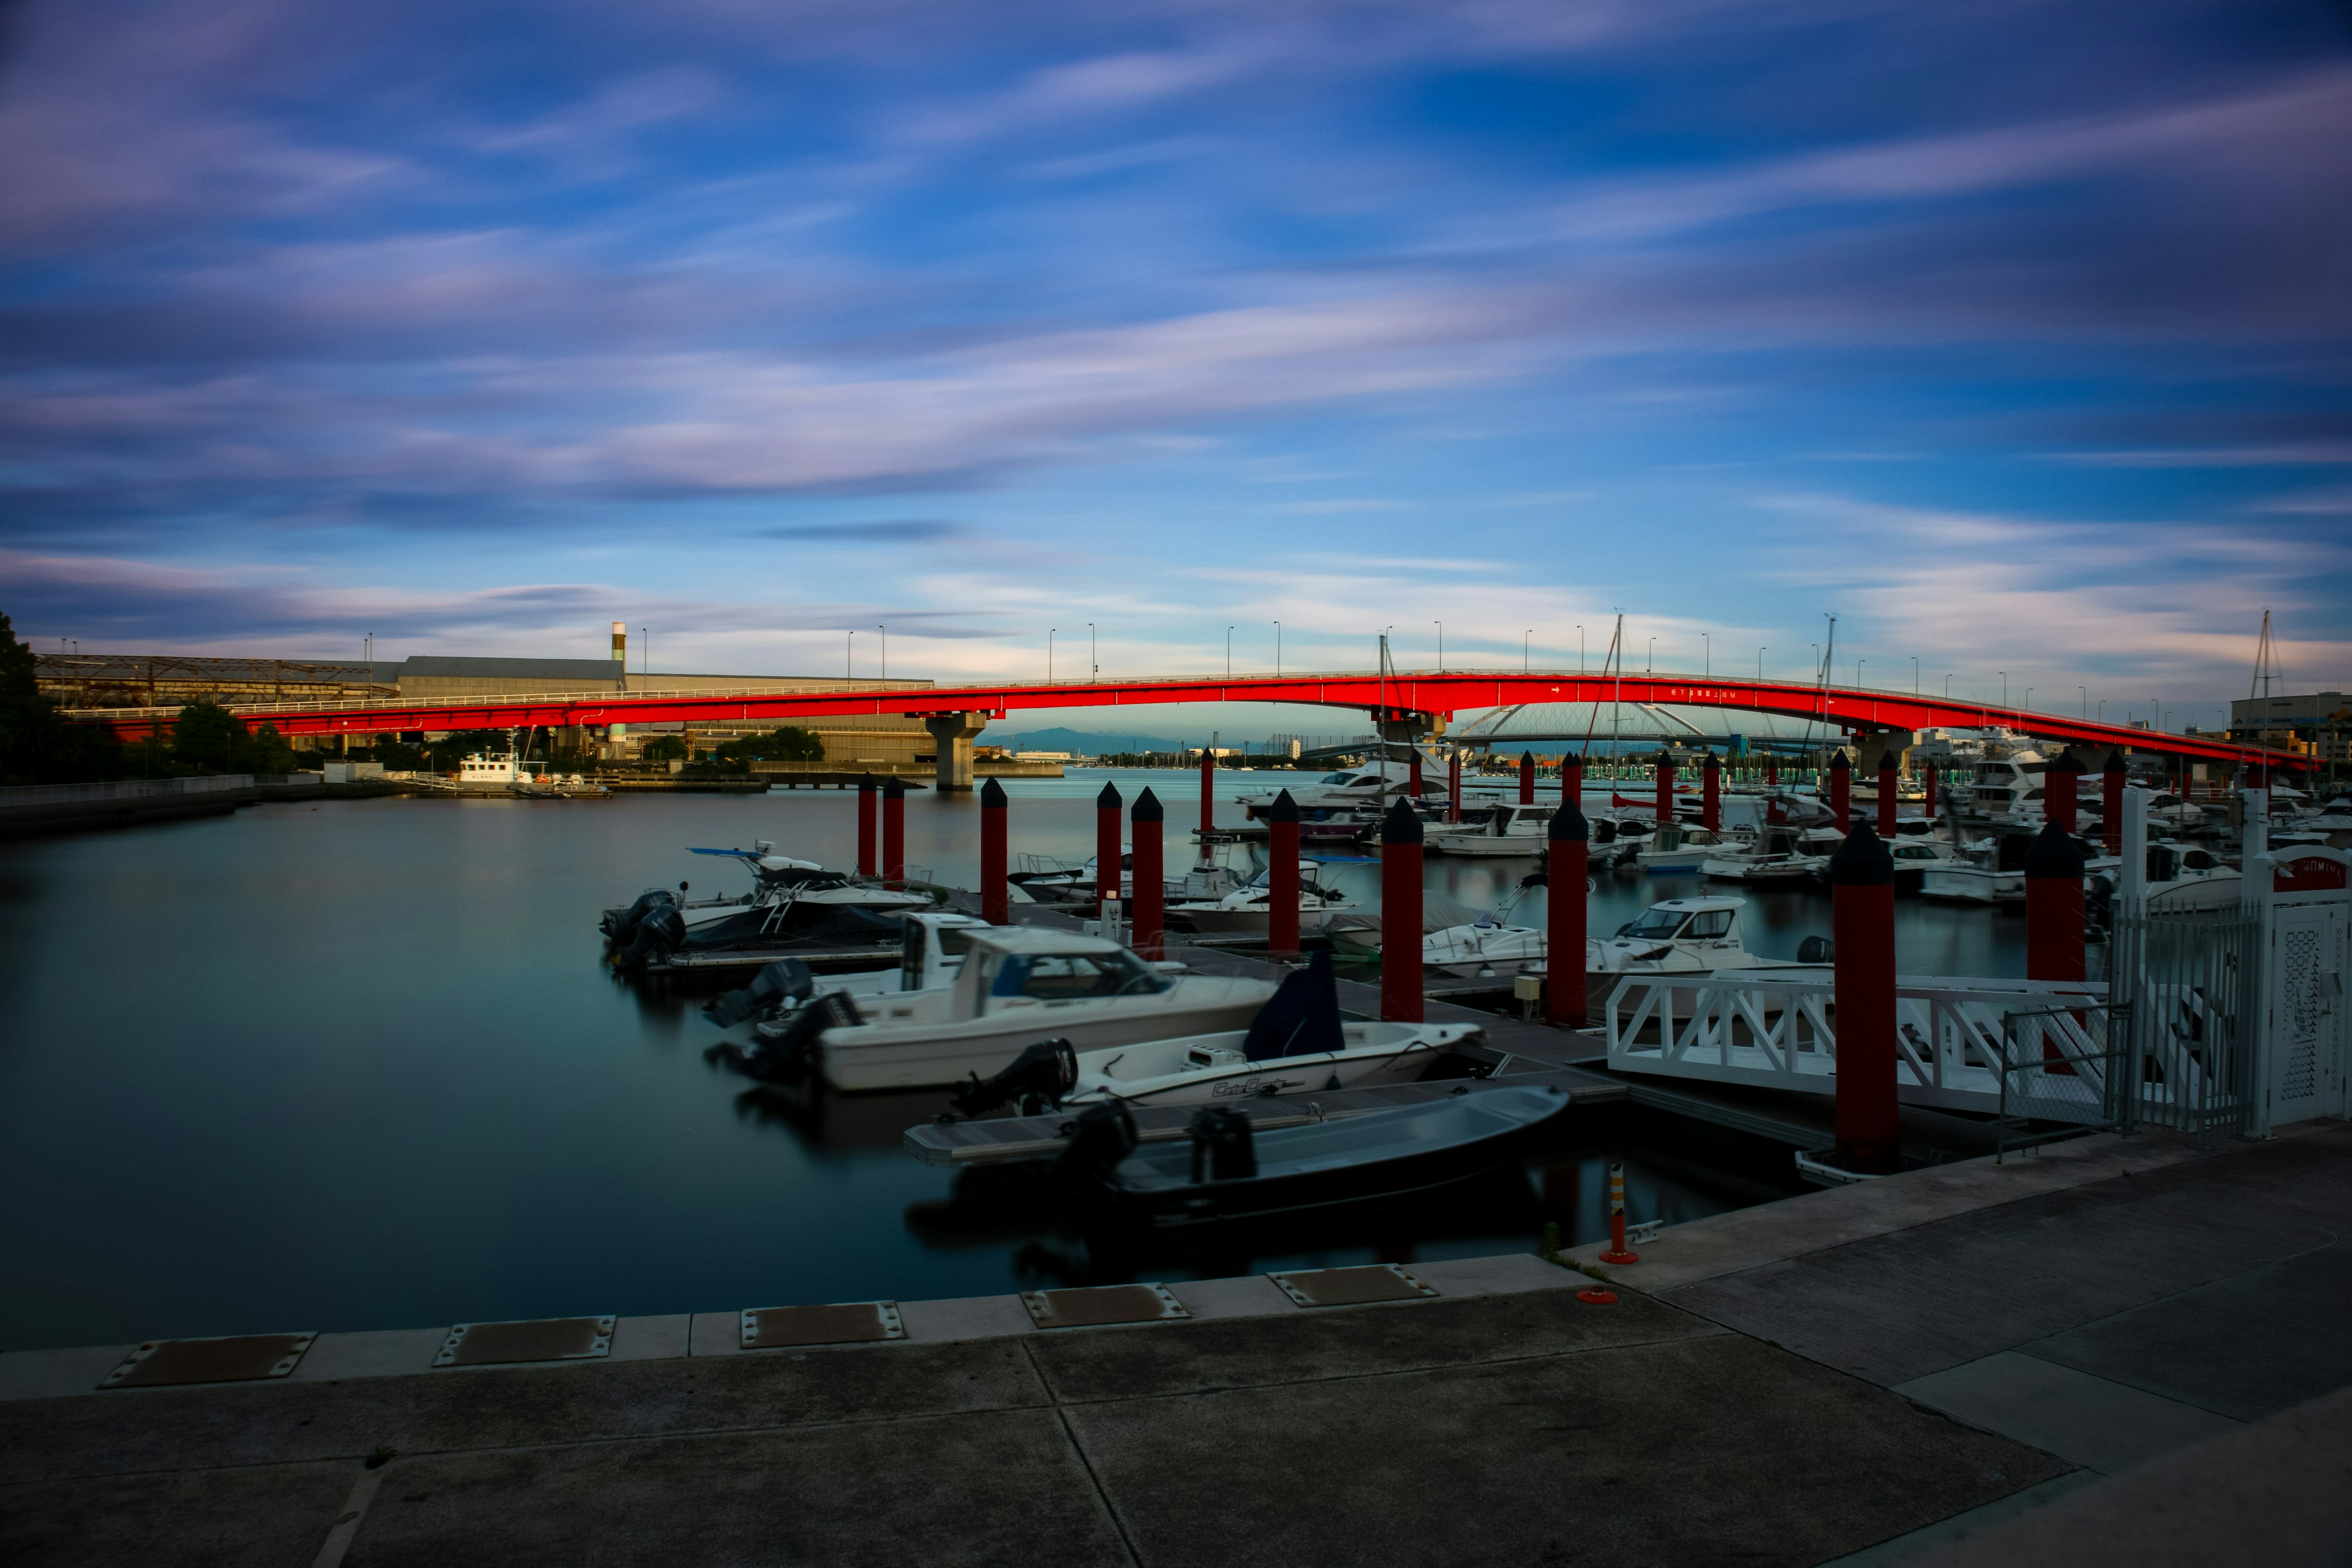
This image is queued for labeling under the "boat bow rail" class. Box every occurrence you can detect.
[1605,970,2122,1120]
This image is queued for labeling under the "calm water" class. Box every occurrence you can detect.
[0,769,2019,1351]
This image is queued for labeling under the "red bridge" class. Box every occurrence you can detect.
[76,668,2289,769]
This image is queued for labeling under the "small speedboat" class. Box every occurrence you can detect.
[1060,954,1477,1109]
[1423,802,1553,858]
[1630,823,1738,874]
[712,911,995,1028]
[1166,859,1366,934]
[1057,1083,1571,1225]
[602,843,932,968]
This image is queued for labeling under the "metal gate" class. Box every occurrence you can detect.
[2109,906,2258,1138]
[2263,900,2349,1128]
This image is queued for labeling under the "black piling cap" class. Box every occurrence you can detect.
[2104,748,2127,775]
[859,774,877,794]
[1133,786,1163,823]
[1549,798,1589,842]
[980,777,1007,809]
[1521,749,1536,767]
[1381,797,1424,845]
[1268,788,1300,823]
[1830,749,1851,774]
[2025,819,2086,880]
[1655,747,1676,771]
[1879,749,1898,775]
[1096,780,1122,809]
[1703,750,1720,774]
[1828,818,1893,886]
[2049,747,2081,775]
[883,775,905,799]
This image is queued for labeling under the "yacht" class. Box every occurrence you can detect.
[1585,895,1814,984]
[1166,860,1366,934]
[1423,801,1554,857]
[1886,837,1961,892]
[778,929,1276,1091]
[1969,751,2048,825]
[1234,756,1446,820]
[1919,839,2024,904]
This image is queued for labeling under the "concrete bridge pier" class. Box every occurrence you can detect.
[1853,730,1915,775]
[1376,710,1446,744]
[921,712,989,793]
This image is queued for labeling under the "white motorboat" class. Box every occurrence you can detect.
[601,843,933,965]
[731,911,998,1030]
[1235,756,1447,820]
[1701,826,1819,884]
[1166,860,1366,933]
[1585,895,1816,983]
[1632,823,1740,874]
[1010,848,1249,907]
[1970,752,2049,826]
[1919,839,2024,904]
[1421,878,1548,977]
[805,929,1276,1091]
[1887,837,1961,892]
[1423,801,1553,857]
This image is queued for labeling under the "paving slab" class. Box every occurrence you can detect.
[1068,1332,2070,1568]
[897,1292,1035,1343]
[1906,1381,2352,1567]
[0,1335,1047,1486]
[2021,1238,2352,1422]
[1027,1284,1723,1404]
[1161,1272,1297,1320]
[342,1409,1128,1568]
[0,1344,132,1402]
[1661,1133,2352,1387]
[1392,1250,1570,1295]
[0,1457,356,1568]
[1896,1351,2241,1475]
[608,1313,692,1362]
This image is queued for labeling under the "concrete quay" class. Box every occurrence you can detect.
[2,1120,2344,1565]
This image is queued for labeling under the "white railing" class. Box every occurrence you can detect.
[1605,970,2114,1119]
[0,775,254,807]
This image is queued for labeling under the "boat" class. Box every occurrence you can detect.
[1918,838,2025,904]
[761,929,1276,1091]
[1886,837,1961,892]
[1423,801,1553,857]
[1586,895,1820,984]
[1701,826,1819,884]
[713,911,997,1028]
[1233,755,1447,821]
[1420,878,1548,978]
[1970,751,2049,826]
[1010,848,1248,907]
[1057,954,1477,1109]
[601,843,933,967]
[1630,823,1740,874]
[1166,859,1366,934]
[1055,1083,1572,1225]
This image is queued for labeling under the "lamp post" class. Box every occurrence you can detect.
[845,630,854,678]
[1227,625,1235,679]
[1758,646,1766,679]
[1088,622,1096,682]
[1911,656,1918,693]
[1047,628,1055,684]
[2025,686,2034,711]
[1857,657,1866,688]
[1946,673,1953,698]
[1275,620,1281,679]
[2079,685,2087,718]
[879,625,886,678]
[1434,620,1444,672]
[643,628,649,679]
[2000,671,2008,707]
[1703,632,1709,676]
[1647,636,1655,673]
[1524,629,1532,673]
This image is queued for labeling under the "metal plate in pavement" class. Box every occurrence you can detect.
[435,1316,615,1368]
[1268,1264,1438,1308]
[100,1333,317,1389]
[741,1302,904,1349]
[1020,1284,1189,1329]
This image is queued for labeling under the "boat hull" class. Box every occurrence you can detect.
[820,990,1273,1091]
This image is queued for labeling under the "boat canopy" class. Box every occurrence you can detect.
[1238,952,1346,1061]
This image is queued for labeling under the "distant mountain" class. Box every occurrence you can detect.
[979,725,1193,755]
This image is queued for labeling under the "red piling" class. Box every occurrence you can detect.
[979,777,1008,925]
[1547,796,1588,1028]
[1654,749,1675,826]
[1408,747,1424,801]
[1199,745,1215,839]
[881,777,905,888]
[1828,749,1852,831]
[1562,755,1583,807]
[1830,821,1899,1174]
[2102,749,2127,856]
[2045,748,2080,835]
[1702,752,1721,832]
[1878,748,1899,840]
[1267,789,1302,958]
[1379,799,1423,1022]
[2026,820,2087,1071]
[1095,780,1123,916]
[1921,761,1939,821]
[1519,750,1536,806]
[856,774,878,878]
[1447,750,1462,824]
[1765,756,1784,825]
[1131,788,1164,957]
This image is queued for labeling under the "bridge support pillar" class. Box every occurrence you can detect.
[922,712,989,793]
[1375,711,1442,744]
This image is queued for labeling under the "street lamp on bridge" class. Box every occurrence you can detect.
[1227,625,1236,679]
[1274,621,1281,679]
[1434,620,1444,673]
[1047,628,1055,684]
[1757,646,1766,680]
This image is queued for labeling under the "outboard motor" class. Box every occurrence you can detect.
[1054,1099,1137,1182]
[1187,1106,1257,1183]
[603,888,674,941]
[1796,935,1835,964]
[758,990,862,1061]
[949,1038,1079,1118]
[706,958,814,1028]
[616,902,685,970]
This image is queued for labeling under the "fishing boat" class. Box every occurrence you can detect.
[1056,1083,1570,1225]
[776,929,1275,1091]
[712,911,996,1028]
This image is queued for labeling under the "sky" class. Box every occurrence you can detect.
[3,0,2350,741]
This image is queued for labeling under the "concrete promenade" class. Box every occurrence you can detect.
[3,1120,2345,1565]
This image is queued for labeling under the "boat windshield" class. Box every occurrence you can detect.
[990,951,1171,1000]
[1317,771,1357,784]
[1622,907,1689,940]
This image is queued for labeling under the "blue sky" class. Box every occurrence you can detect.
[2,0,2348,738]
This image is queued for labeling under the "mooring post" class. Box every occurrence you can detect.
[1921,761,1939,821]
[1408,746,1423,801]
[1765,755,1784,824]
[1702,750,1721,832]
[1547,794,1588,1028]
[1095,780,1123,916]
[2102,748,2127,856]
[979,777,1008,925]
[1831,821,1899,1173]
[2026,821,2087,1069]
[1519,749,1536,806]
[1878,748,1899,840]
[1267,789,1302,958]
[1828,748,1852,831]
[857,774,878,878]
[1199,744,1215,845]
[1379,798,1423,1022]
[1447,749,1462,824]
[1131,788,1164,959]
[1562,754,1583,807]
[881,777,905,888]
[2046,748,2081,835]
[1654,748,1675,826]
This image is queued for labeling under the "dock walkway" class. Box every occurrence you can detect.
[4,1122,2344,1564]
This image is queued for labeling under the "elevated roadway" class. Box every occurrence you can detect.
[70,668,2290,769]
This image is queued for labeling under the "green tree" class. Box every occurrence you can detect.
[0,611,122,785]
[639,734,688,763]
[169,701,246,772]
[710,726,824,766]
